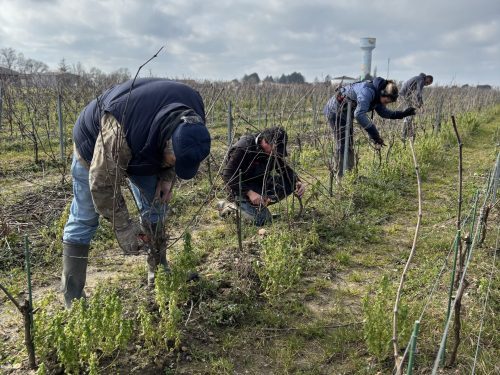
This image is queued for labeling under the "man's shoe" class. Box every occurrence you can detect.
[216,200,237,218]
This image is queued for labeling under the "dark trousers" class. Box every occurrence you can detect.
[328,111,354,177]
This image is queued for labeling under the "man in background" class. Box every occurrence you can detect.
[400,73,433,139]
[219,127,305,226]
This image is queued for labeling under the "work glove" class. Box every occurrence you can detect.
[115,220,142,255]
[402,107,416,117]
[372,135,386,146]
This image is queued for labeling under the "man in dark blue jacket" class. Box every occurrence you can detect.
[400,73,433,139]
[323,77,416,176]
[400,73,433,108]
[61,78,211,307]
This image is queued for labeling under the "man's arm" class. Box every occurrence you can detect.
[374,104,415,120]
[353,90,382,142]
[222,143,253,194]
[416,78,425,107]
[156,139,177,203]
[89,113,140,254]
[275,157,305,197]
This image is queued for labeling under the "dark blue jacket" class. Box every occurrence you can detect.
[73,78,205,175]
[400,73,427,105]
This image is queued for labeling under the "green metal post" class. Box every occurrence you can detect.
[441,231,460,365]
[342,101,352,175]
[207,155,212,186]
[407,320,420,375]
[258,92,261,129]
[24,235,34,330]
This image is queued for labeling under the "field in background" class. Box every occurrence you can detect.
[0,76,499,374]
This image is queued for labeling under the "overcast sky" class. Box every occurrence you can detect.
[0,0,499,85]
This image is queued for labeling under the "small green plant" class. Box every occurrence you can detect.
[36,362,48,375]
[334,250,351,266]
[362,275,410,361]
[138,303,161,356]
[34,287,132,374]
[210,357,234,374]
[139,232,198,354]
[255,229,304,298]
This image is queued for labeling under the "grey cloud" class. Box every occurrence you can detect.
[0,0,499,85]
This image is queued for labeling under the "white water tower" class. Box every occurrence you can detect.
[360,37,376,79]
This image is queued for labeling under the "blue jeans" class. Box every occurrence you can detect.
[328,110,353,177]
[63,154,167,245]
[239,199,273,227]
[235,175,295,227]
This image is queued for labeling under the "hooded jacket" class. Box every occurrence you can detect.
[72,78,206,230]
[222,134,298,196]
[323,77,409,140]
[73,78,205,176]
[400,73,427,106]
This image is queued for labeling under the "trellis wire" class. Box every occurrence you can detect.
[431,155,499,374]
[471,225,499,374]
[397,162,494,373]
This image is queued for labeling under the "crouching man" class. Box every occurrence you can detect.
[61,78,211,307]
[220,127,305,226]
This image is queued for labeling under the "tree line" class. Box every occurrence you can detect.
[0,47,131,85]
[240,71,306,84]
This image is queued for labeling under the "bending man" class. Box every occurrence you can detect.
[400,73,433,139]
[61,78,211,307]
[323,77,416,177]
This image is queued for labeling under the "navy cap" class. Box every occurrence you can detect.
[172,121,211,180]
[274,132,288,157]
[276,139,288,157]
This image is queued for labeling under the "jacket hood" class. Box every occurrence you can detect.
[372,77,387,91]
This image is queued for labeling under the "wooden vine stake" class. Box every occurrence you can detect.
[393,130,422,375]
[448,115,466,367]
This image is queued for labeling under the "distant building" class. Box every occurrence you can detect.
[0,66,19,76]
[0,68,83,87]
[0,67,20,84]
[330,75,357,86]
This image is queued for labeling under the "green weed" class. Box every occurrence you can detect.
[34,288,132,374]
[255,229,304,298]
[210,357,234,374]
[139,232,199,353]
[362,275,410,361]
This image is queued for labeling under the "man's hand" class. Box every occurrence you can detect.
[373,135,386,147]
[115,220,142,255]
[155,179,174,204]
[403,107,417,117]
[247,190,270,206]
[295,181,305,198]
